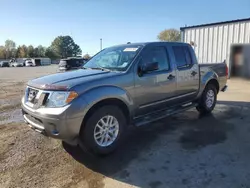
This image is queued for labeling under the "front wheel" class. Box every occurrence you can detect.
[196,84,217,114]
[80,105,126,155]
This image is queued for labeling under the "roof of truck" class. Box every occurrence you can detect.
[110,41,188,48]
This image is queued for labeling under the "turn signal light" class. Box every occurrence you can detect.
[66,91,78,103]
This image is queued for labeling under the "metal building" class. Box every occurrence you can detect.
[180,18,250,72]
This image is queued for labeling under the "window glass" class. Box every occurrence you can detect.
[173,46,193,68]
[184,47,192,66]
[84,45,142,71]
[173,46,186,68]
[143,46,169,72]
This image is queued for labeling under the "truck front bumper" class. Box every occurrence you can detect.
[21,99,83,145]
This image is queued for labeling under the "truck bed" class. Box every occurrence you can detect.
[199,62,228,92]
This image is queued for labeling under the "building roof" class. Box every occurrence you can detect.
[180,17,250,31]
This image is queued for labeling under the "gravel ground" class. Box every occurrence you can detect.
[0,66,250,188]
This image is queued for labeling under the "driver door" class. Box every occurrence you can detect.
[134,45,177,116]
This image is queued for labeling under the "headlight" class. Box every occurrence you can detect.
[45,91,78,108]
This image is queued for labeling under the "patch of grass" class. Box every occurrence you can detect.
[0,115,10,121]
[0,103,21,113]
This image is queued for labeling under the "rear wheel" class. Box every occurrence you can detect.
[196,84,217,114]
[80,105,126,155]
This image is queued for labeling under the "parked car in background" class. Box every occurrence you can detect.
[12,62,24,67]
[9,59,24,67]
[58,57,88,72]
[24,59,35,66]
[21,42,228,156]
[10,58,22,67]
[0,61,10,67]
[10,58,25,66]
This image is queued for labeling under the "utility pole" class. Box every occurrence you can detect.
[100,38,102,51]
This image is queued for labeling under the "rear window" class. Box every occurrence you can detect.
[172,46,193,69]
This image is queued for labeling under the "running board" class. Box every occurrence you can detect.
[134,102,198,127]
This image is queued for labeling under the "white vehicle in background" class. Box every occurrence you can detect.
[9,59,24,67]
[24,59,35,66]
[11,62,24,67]
[9,58,52,67]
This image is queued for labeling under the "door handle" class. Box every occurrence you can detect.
[167,74,175,80]
[191,71,197,76]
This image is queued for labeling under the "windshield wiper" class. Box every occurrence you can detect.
[82,67,110,71]
[81,67,90,69]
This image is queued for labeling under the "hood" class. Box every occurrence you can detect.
[28,69,117,90]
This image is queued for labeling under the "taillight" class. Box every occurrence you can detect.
[226,65,228,77]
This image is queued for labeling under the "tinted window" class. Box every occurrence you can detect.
[184,47,192,66]
[173,46,193,69]
[143,46,170,72]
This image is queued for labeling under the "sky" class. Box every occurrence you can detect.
[0,0,250,55]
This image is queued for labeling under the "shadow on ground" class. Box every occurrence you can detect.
[63,120,177,176]
[217,100,250,107]
[63,101,249,187]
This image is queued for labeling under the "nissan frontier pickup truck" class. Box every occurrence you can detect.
[21,42,228,155]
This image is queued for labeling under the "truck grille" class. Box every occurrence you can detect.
[25,87,50,109]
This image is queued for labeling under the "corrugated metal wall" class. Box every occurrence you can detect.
[181,20,250,65]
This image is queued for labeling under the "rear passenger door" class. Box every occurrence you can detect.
[172,45,199,101]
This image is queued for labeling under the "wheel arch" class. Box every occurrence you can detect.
[206,79,219,93]
[80,98,131,134]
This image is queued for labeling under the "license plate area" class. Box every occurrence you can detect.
[27,88,39,103]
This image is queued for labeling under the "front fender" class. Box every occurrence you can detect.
[79,85,134,117]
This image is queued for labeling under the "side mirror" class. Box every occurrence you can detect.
[138,62,159,76]
[144,62,159,72]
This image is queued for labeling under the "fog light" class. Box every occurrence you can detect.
[52,129,59,135]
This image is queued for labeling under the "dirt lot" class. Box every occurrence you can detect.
[1,66,250,188]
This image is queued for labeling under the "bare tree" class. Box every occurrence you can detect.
[5,40,16,59]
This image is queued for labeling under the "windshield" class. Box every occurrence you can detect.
[83,45,142,71]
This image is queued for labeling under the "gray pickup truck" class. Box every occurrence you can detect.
[21,42,228,155]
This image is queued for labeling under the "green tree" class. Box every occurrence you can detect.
[0,46,6,59]
[72,44,81,57]
[33,47,39,57]
[27,45,35,58]
[83,53,91,60]
[18,45,28,58]
[34,45,46,57]
[45,47,58,59]
[50,36,82,58]
[5,40,16,59]
[157,29,181,42]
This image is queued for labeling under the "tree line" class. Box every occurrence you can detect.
[0,35,82,60]
[0,29,180,60]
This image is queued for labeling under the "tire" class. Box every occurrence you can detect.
[196,84,217,114]
[80,105,126,155]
